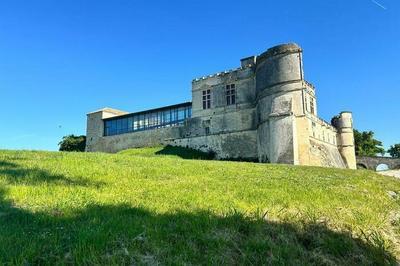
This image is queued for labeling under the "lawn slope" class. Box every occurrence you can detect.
[0,147,400,265]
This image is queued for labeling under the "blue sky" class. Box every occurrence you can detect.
[0,0,399,151]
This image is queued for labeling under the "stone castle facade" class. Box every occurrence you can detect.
[86,43,357,169]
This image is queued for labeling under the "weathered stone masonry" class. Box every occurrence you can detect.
[86,43,357,169]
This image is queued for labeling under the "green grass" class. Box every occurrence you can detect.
[0,147,400,265]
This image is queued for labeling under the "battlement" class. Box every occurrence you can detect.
[192,43,303,84]
[308,114,337,132]
[192,65,252,83]
[240,56,257,68]
[303,80,315,91]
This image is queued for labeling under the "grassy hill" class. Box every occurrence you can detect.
[0,146,400,265]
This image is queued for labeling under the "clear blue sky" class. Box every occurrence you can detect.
[0,0,399,151]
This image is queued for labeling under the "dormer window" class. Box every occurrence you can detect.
[226,84,236,105]
[202,89,211,109]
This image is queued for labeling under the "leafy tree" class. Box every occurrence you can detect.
[388,144,400,158]
[59,135,86,152]
[353,130,385,156]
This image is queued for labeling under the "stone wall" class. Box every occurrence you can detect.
[295,113,347,168]
[86,108,128,152]
[308,139,346,168]
[171,130,258,160]
[86,125,183,153]
[191,66,255,117]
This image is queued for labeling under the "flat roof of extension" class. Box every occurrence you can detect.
[103,101,192,121]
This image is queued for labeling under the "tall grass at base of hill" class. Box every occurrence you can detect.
[0,147,399,264]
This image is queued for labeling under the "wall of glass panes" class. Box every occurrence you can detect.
[104,104,192,136]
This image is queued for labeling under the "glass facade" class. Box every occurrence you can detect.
[104,103,192,136]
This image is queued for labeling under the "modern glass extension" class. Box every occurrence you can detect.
[104,102,192,136]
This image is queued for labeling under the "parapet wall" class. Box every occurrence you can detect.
[192,65,253,84]
[308,115,338,146]
[87,126,183,153]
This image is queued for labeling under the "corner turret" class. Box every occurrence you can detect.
[332,112,357,169]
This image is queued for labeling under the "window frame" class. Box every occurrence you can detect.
[310,97,315,115]
[202,89,211,110]
[226,84,236,106]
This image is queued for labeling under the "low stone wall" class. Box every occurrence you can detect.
[170,130,258,161]
[87,126,183,153]
[86,123,258,161]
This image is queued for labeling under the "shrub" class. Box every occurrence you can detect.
[58,135,86,152]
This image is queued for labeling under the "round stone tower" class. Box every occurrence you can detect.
[334,112,357,169]
[255,43,303,92]
[256,43,304,164]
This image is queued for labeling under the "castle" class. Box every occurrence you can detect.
[86,43,357,169]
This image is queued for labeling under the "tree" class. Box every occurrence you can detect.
[353,130,385,156]
[388,144,400,158]
[59,135,86,152]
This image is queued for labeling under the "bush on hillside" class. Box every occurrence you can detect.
[58,135,86,152]
[388,144,400,158]
[354,129,385,156]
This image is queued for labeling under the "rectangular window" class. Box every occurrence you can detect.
[312,122,316,137]
[138,114,144,130]
[226,84,236,105]
[305,95,308,112]
[202,89,211,109]
[144,114,149,129]
[163,110,171,124]
[178,108,185,120]
[172,108,178,122]
[133,116,138,130]
[310,98,315,115]
[116,119,122,134]
[128,117,134,131]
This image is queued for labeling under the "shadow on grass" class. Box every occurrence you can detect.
[0,161,18,168]
[0,160,104,187]
[155,146,259,162]
[0,186,396,265]
[155,145,215,160]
